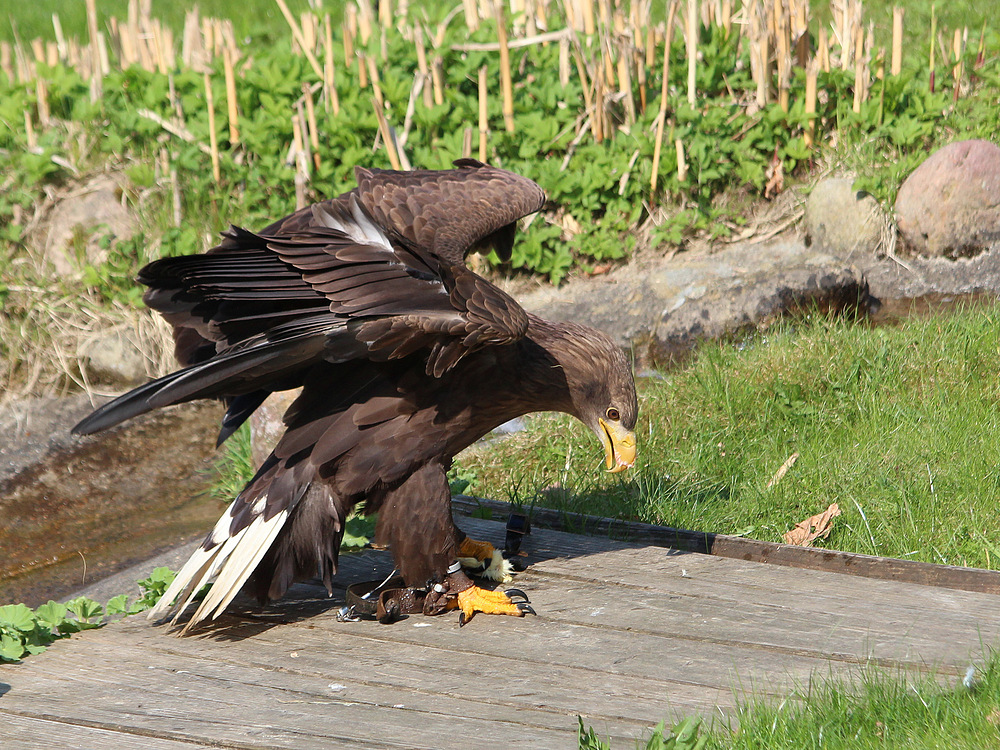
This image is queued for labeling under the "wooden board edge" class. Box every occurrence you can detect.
[451,495,1000,596]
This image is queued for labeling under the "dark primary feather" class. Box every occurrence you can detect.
[73,162,636,625]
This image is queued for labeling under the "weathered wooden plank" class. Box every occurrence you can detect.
[86,610,814,715]
[273,525,999,675]
[0,712,221,750]
[453,496,1000,596]
[530,545,1000,633]
[0,632,646,749]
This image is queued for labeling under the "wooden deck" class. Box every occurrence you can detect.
[3,513,1000,749]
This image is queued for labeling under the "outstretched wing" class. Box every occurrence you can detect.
[74,165,543,435]
[261,159,546,266]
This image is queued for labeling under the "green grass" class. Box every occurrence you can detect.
[458,301,1000,571]
[582,650,1000,749]
[714,657,1000,749]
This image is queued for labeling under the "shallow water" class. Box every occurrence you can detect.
[867,291,999,326]
[0,402,224,607]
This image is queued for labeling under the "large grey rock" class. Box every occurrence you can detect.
[805,177,885,259]
[41,174,138,277]
[895,139,1000,258]
[522,240,870,365]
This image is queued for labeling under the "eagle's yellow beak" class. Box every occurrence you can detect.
[598,418,636,473]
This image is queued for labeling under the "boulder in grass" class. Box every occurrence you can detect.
[895,139,1000,259]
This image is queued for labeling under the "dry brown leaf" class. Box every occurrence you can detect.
[782,502,841,546]
[764,147,784,200]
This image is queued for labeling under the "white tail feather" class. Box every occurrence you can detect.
[184,509,289,631]
[146,494,291,633]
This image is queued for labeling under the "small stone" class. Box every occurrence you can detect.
[804,177,886,259]
[41,175,138,278]
[78,327,149,386]
[895,139,1000,258]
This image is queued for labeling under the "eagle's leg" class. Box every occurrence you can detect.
[454,527,514,582]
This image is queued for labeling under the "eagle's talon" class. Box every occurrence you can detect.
[517,602,536,616]
[504,588,530,603]
[455,584,527,622]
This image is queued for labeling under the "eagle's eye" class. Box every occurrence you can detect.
[605,407,620,421]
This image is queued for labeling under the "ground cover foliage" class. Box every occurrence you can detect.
[0,566,173,662]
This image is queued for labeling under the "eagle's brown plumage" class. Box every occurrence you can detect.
[74,159,637,628]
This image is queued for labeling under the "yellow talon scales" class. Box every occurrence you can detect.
[457,536,514,583]
[453,585,528,624]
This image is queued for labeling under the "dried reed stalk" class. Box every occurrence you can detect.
[86,0,102,100]
[324,14,340,115]
[358,50,369,89]
[804,57,817,147]
[356,0,374,44]
[52,13,67,60]
[478,65,489,161]
[415,26,434,108]
[292,113,308,209]
[296,100,311,175]
[953,27,965,101]
[650,0,680,193]
[559,37,571,87]
[976,20,986,69]
[303,82,320,170]
[463,0,480,32]
[928,3,936,92]
[343,7,356,68]
[496,2,516,133]
[582,0,596,35]
[372,99,403,170]
[24,110,36,150]
[570,36,593,111]
[616,39,636,124]
[204,72,221,183]
[0,43,11,81]
[274,0,324,79]
[366,53,384,109]
[686,0,696,105]
[35,77,50,128]
[223,46,239,144]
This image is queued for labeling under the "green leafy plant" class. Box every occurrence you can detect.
[578,716,706,750]
[1,598,107,662]
[134,567,178,611]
